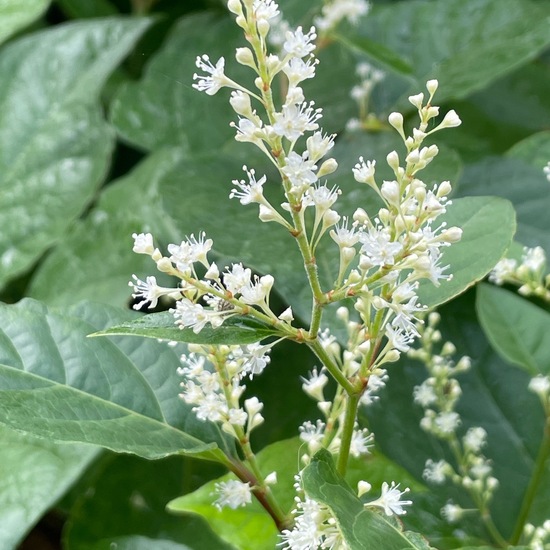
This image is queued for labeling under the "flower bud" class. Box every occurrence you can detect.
[318,158,338,177]
[257,18,270,37]
[235,47,255,68]
[426,79,439,95]
[381,180,400,206]
[440,226,463,243]
[386,150,400,172]
[439,109,462,128]
[227,0,242,14]
[437,180,452,197]
[408,92,424,110]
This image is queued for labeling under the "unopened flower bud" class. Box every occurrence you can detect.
[257,18,270,37]
[408,92,424,110]
[381,180,400,206]
[441,227,463,243]
[437,181,452,197]
[426,79,439,96]
[318,158,338,177]
[323,209,340,227]
[227,0,242,14]
[386,150,400,172]
[336,306,349,322]
[357,480,372,497]
[439,109,462,128]
[235,47,255,68]
[229,90,252,116]
[156,257,173,273]
[353,207,369,224]
[388,112,405,139]
[279,306,294,322]
[205,262,220,280]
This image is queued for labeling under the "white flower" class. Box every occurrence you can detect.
[193,55,231,95]
[385,324,414,352]
[352,157,376,184]
[128,274,179,310]
[132,232,155,255]
[223,263,252,295]
[423,459,449,484]
[238,342,272,378]
[299,420,325,453]
[366,481,412,516]
[167,232,213,273]
[239,274,274,305]
[301,367,329,402]
[213,480,252,510]
[489,257,517,285]
[434,411,461,435]
[441,501,464,523]
[529,375,550,399]
[315,0,370,31]
[230,166,267,205]
[413,379,437,407]
[544,161,550,182]
[281,152,318,192]
[350,427,374,457]
[358,226,403,267]
[463,427,487,453]
[283,26,317,58]
[172,298,226,333]
[330,217,360,248]
[272,101,322,142]
[283,57,317,86]
[522,246,546,272]
[253,0,280,23]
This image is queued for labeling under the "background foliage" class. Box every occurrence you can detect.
[0,0,549,548]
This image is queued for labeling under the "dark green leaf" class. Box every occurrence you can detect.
[477,284,550,376]
[93,312,281,345]
[65,454,233,550]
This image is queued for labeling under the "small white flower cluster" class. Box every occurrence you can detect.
[346,61,385,131]
[490,245,550,301]
[544,161,550,182]
[524,520,550,550]
[280,483,348,550]
[178,343,273,438]
[280,474,412,549]
[129,232,289,335]
[213,479,253,510]
[314,0,371,33]
[410,313,499,522]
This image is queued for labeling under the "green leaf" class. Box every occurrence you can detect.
[507,131,550,171]
[0,299,233,461]
[333,33,413,76]
[0,0,50,45]
[458,156,550,255]
[65,454,234,550]
[362,0,550,104]
[111,13,245,152]
[302,449,431,549]
[167,438,305,550]
[416,196,516,308]
[93,312,281,345]
[0,17,152,290]
[476,284,550,376]
[28,147,184,308]
[0,426,97,550]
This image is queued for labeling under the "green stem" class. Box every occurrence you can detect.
[510,414,550,544]
[309,339,355,394]
[482,512,508,548]
[336,392,361,475]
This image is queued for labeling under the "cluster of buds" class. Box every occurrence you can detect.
[490,245,550,301]
[523,520,550,550]
[410,313,499,522]
[314,0,371,33]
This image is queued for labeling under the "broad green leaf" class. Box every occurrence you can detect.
[65,454,234,550]
[469,64,550,132]
[0,17,152,290]
[476,284,550,376]
[416,196,516,308]
[368,289,548,542]
[0,0,50,45]
[167,438,305,550]
[508,131,550,171]
[458,157,550,256]
[0,299,233,461]
[302,449,431,549]
[111,13,246,152]
[362,0,550,105]
[93,312,281,345]
[28,147,184,308]
[0,426,97,550]
[333,33,413,76]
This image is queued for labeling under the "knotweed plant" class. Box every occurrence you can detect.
[128,0,464,545]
